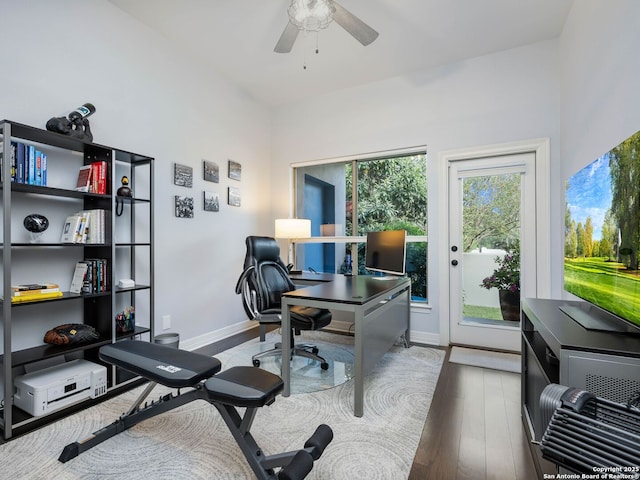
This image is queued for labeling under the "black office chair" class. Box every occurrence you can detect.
[235,236,331,370]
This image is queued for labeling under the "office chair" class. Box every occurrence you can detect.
[235,236,331,370]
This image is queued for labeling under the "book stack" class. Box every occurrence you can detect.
[0,141,48,186]
[60,209,106,244]
[10,283,62,303]
[69,259,109,294]
[74,161,108,194]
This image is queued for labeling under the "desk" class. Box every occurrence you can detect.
[282,275,411,417]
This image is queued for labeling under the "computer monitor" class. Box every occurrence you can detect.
[365,230,407,276]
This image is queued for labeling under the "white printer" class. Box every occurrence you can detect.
[14,359,107,416]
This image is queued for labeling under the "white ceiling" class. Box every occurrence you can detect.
[108,0,574,107]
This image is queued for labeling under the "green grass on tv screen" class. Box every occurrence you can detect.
[564,257,640,327]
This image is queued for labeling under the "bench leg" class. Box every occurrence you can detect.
[212,402,332,480]
[59,384,206,463]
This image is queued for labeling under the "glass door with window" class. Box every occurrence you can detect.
[448,153,536,351]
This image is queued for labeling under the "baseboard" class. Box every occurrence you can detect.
[408,331,440,346]
[179,320,442,352]
[178,320,255,351]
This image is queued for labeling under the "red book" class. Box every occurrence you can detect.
[90,161,108,194]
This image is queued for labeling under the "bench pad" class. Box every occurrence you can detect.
[205,366,283,408]
[100,340,222,388]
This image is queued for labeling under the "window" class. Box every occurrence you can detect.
[293,149,428,302]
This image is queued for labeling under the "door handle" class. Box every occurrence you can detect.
[451,260,458,266]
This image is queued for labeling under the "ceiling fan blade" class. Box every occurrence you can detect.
[332,2,379,46]
[274,22,300,53]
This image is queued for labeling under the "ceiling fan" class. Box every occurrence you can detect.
[274,0,379,54]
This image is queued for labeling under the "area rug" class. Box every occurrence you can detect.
[449,345,520,373]
[0,333,444,480]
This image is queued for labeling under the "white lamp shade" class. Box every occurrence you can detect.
[275,218,311,239]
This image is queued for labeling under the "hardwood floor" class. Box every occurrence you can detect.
[200,327,539,479]
[408,348,537,480]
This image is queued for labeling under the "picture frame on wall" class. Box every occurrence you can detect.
[228,159,241,181]
[175,195,194,218]
[174,163,193,187]
[204,191,220,212]
[203,160,219,183]
[228,187,241,207]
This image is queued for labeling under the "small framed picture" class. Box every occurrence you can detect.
[174,163,193,188]
[204,191,220,212]
[203,160,219,183]
[228,159,241,181]
[175,195,194,218]
[228,187,241,207]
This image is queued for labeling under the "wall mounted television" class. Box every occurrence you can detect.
[365,230,407,277]
[563,129,640,335]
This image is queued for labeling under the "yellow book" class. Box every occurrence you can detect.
[10,291,64,303]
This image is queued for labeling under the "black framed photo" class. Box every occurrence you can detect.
[228,159,241,181]
[228,187,241,207]
[174,163,193,187]
[203,160,219,183]
[175,195,194,218]
[204,191,220,212]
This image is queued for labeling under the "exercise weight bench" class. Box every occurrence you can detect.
[59,340,333,480]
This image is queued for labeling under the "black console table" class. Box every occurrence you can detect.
[521,297,640,475]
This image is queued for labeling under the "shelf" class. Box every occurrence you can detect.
[1,291,110,306]
[1,119,154,440]
[4,182,111,200]
[0,326,151,368]
[4,243,111,248]
[115,284,151,294]
[116,325,151,340]
[1,338,113,368]
[522,330,559,384]
[1,119,102,152]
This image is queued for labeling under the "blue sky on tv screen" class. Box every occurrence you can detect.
[566,153,612,239]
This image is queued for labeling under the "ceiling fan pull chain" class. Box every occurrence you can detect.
[303,35,307,69]
[316,31,320,54]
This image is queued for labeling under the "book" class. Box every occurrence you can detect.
[75,211,88,243]
[16,142,26,183]
[60,214,82,243]
[41,152,47,186]
[75,165,92,192]
[10,141,17,183]
[90,160,108,194]
[27,145,35,185]
[35,150,42,186]
[69,262,89,293]
[13,287,60,297]
[10,291,63,303]
[12,283,59,292]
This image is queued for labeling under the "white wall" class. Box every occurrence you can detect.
[271,40,563,342]
[4,0,638,349]
[558,0,640,299]
[1,0,272,350]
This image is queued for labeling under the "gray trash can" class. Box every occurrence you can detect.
[154,332,180,349]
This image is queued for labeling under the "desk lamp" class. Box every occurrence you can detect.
[275,218,311,269]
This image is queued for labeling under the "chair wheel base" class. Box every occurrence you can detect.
[253,359,261,367]
[321,362,329,370]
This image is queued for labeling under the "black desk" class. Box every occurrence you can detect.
[282,274,411,417]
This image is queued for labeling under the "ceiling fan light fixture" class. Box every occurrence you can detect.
[288,0,335,32]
